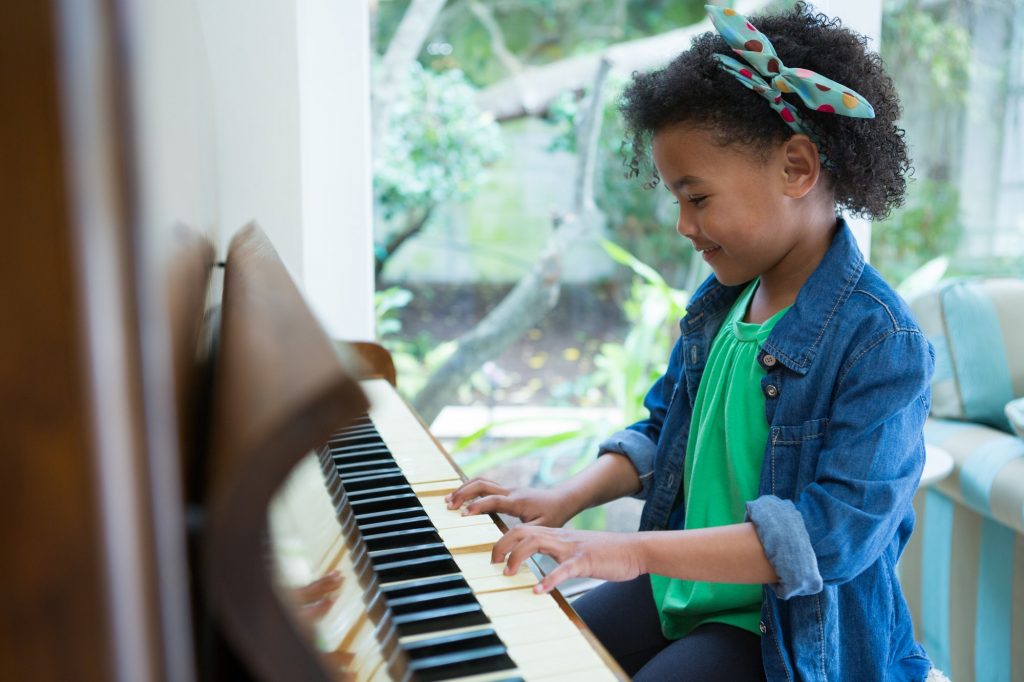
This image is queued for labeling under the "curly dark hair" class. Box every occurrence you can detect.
[619,2,909,220]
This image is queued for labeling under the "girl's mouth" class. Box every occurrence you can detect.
[700,246,721,262]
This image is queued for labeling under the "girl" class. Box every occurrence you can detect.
[446,4,934,681]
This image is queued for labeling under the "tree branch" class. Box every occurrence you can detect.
[376,206,434,279]
[475,0,769,121]
[467,1,523,77]
[412,59,614,424]
[373,0,448,150]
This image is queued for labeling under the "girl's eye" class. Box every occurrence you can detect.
[688,195,708,207]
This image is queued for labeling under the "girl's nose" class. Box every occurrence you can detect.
[676,210,698,238]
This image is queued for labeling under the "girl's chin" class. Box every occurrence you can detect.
[712,269,754,287]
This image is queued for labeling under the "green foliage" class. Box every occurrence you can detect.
[881,0,972,105]
[414,0,711,86]
[375,286,413,337]
[374,63,504,223]
[543,77,693,288]
[591,240,689,424]
[451,243,689,529]
[871,179,962,285]
[373,283,454,400]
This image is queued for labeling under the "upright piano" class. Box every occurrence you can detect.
[202,224,627,681]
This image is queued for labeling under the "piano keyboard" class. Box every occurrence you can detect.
[268,379,623,682]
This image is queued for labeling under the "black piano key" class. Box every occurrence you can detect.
[330,445,394,461]
[334,463,404,481]
[340,469,406,485]
[329,429,386,444]
[358,513,432,534]
[352,505,426,524]
[409,647,514,682]
[386,585,475,611]
[335,420,380,432]
[402,629,504,657]
[363,526,443,552]
[374,553,459,583]
[331,424,377,438]
[349,493,421,515]
[369,542,448,561]
[347,484,416,500]
[403,629,515,682]
[392,603,489,637]
[378,573,466,597]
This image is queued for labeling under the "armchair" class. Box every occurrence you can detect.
[902,278,1024,682]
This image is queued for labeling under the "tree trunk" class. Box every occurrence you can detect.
[412,59,614,424]
[474,0,768,121]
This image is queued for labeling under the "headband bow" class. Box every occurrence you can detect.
[705,5,874,137]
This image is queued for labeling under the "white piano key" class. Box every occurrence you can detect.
[361,379,463,485]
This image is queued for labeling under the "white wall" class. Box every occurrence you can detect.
[197,0,305,278]
[196,0,375,340]
[297,0,375,340]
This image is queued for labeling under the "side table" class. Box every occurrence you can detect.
[920,444,954,487]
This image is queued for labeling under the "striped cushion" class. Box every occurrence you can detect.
[901,485,1024,682]
[910,278,1024,433]
[925,419,1024,535]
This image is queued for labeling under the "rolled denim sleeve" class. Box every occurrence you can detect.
[746,496,823,598]
[597,336,687,500]
[751,330,933,597]
[598,429,657,498]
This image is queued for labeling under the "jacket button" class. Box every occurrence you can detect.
[759,621,767,634]
[690,346,699,363]
[765,384,779,398]
[763,354,777,367]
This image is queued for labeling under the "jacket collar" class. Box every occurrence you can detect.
[682,218,865,376]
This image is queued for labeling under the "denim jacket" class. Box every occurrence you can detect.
[599,220,935,681]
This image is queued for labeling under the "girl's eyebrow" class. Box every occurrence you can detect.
[669,175,705,190]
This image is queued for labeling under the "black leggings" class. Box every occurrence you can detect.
[571,575,767,682]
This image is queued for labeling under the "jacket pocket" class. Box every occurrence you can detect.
[768,419,828,498]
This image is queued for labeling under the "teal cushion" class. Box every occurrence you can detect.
[910,278,1024,433]
[1007,398,1024,438]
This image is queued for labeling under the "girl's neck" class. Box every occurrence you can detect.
[744,212,838,324]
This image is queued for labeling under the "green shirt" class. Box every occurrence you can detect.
[650,280,790,639]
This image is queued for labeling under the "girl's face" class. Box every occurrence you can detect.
[651,124,823,288]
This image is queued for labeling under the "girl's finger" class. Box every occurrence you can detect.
[505,530,565,575]
[536,558,581,593]
[463,494,516,517]
[445,479,509,509]
[491,525,524,564]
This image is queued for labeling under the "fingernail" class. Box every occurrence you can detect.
[504,566,513,576]
[461,508,470,516]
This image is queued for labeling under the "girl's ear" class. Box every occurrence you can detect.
[779,134,820,199]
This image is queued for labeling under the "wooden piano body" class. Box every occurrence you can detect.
[1,3,628,680]
[204,226,627,681]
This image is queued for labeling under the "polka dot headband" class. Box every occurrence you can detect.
[706,5,875,138]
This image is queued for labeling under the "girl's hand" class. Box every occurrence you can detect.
[492,526,646,593]
[445,477,578,528]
